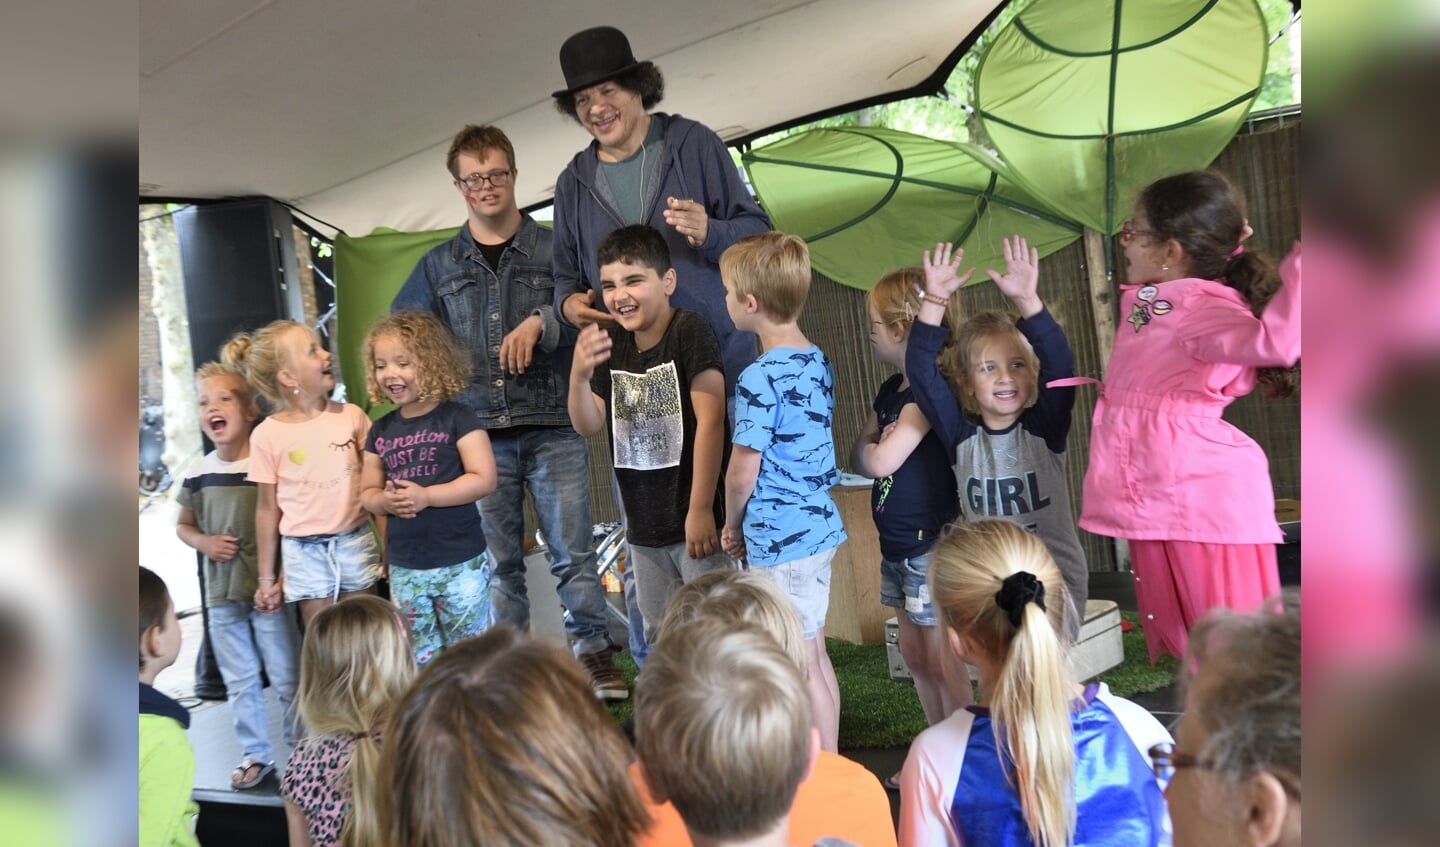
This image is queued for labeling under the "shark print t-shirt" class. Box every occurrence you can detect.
[248,401,371,537]
[733,345,846,566]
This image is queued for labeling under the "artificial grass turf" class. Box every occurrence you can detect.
[1104,612,1182,699]
[606,611,1177,750]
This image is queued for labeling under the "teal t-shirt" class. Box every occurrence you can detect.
[597,115,666,225]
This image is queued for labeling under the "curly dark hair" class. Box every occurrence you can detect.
[1137,170,1299,398]
[552,62,665,124]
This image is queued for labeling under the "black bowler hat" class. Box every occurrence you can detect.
[552,26,649,97]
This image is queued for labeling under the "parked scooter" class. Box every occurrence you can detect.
[140,402,172,497]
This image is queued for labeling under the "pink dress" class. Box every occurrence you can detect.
[1077,246,1300,659]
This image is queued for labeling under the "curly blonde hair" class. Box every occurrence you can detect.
[363,312,471,406]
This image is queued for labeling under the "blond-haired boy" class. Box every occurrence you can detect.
[175,363,300,789]
[718,231,845,753]
[632,569,896,847]
[636,618,858,847]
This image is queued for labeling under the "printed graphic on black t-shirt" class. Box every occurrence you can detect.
[612,361,683,471]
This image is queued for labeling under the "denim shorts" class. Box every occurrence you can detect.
[750,547,836,640]
[879,552,938,627]
[281,524,383,603]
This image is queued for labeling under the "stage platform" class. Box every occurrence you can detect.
[185,691,292,806]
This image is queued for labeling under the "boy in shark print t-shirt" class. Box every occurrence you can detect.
[719,232,846,753]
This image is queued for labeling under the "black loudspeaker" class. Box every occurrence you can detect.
[175,198,304,367]
[175,198,304,699]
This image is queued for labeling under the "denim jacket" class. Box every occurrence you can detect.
[392,214,577,428]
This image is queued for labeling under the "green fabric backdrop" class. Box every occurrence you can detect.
[334,226,458,417]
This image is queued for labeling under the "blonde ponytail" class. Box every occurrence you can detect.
[221,319,305,408]
[993,598,1075,847]
[930,520,1076,847]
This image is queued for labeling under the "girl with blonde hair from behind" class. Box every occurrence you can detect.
[280,596,414,847]
[378,626,650,847]
[899,520,1173,847]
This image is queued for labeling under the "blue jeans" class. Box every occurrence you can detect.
[483,427,612,656]
[207,601,302,762]
[879,552,939,626]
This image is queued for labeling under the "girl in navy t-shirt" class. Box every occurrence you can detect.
[850,267,970,738]
[360,312,497,666]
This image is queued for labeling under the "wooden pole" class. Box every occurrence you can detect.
[1082,225,1116,373]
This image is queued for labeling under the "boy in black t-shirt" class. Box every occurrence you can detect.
[568,225,733,645]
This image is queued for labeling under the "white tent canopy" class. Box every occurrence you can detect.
[140,0,1006,237]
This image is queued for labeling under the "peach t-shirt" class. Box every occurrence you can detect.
[248,402,370,537]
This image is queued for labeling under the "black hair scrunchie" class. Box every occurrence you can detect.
[995,571,1047,628]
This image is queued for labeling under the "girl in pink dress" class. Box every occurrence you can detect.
[1077,170,1300,662]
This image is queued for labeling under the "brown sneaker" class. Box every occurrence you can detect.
[580,649,629,701]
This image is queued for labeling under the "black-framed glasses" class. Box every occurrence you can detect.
[1119,221,1161,244]
[455,169,514,191]
[1148,742,1213,781]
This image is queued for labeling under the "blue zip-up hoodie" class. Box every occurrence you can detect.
[551,113,772,398]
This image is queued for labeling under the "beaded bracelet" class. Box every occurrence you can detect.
[921,292,949,306]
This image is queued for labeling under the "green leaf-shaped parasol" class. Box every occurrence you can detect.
[742,126,1081,291]
[974,0,1268,253]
